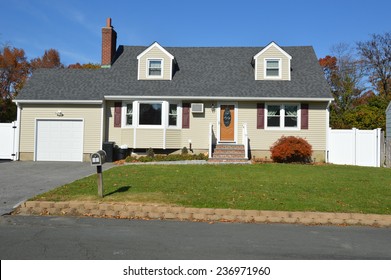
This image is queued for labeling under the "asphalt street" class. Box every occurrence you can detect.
[0,160,113,215]
[1,215,391,260]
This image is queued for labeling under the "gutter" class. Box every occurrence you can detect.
[104,95,333,102]
[13,100,103,105]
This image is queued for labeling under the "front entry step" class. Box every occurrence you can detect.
[209,144,250,163]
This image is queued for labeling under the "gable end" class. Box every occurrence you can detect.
[137,42,174,80]
[253,42,292,81]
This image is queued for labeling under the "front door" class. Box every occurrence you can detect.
[220,105,235,142]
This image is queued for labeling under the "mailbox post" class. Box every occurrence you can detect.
[90,150,106,197]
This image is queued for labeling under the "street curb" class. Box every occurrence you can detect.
[14,200,391,227]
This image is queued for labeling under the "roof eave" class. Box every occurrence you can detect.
[104,95,333,102]
[13,100,103,105]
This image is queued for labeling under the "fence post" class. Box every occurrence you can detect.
[353,128,357,166]
[376,128,382,167]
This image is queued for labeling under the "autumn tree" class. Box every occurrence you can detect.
[67,62,100,69]
[30,48,63,70]
[319,44,365,128]
[0,46,65,122]
[0,46,30,122]
[357,32,391,97]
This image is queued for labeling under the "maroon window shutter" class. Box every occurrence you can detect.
[182,103,190,129]
[257,103,265,129]
[114,102,122,128]
[301,103,309,129]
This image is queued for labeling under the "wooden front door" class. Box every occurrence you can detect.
[220,105,235,142]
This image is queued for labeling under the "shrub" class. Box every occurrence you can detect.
[146,147,155,158]
[270,136,312,163]
[181,146,189,155]
[124,156,138,163]
[124,152,209,163]
[138,156,154,162]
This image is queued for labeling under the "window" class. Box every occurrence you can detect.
[148,59,162,77]
[139,103,162,125]
[267,105,281,127]
[284,105,298,127]
[126,104,133,125]
[265,59,280,78]
[121,101,180,128]
[266,104,299,129]
[168,104,177,126]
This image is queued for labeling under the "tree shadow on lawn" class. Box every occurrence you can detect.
[105,186,132,196]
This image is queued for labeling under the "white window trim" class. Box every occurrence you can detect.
[122,101,181,129]
[146,58,164,79]
[167,101,182,129]
[265,103,301,130]
[264,58,282,79]
[122,101,134,128]
[137,101,164,128]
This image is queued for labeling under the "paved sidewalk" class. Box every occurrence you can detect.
[14,200,391,227]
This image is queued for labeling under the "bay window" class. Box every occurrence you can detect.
[168,103,178,126]
[139,103,162,125]
[125,104,133,126]
[122,101,180,128]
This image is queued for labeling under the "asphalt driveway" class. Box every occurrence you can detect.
[0,160,114,215]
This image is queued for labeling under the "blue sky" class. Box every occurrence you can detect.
[1,0,390,65]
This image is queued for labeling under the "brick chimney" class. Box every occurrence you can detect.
[101,17,117,67]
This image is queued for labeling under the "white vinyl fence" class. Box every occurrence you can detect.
[0,122,18,160]
[327,128,382,167]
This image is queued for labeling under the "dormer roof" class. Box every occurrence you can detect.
[136,41,174,60]
[253,41,292,60]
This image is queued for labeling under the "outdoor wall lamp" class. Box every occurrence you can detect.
[211,103,215,112]
[56,110,64,117]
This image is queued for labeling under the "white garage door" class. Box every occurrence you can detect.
[35,119,84,162]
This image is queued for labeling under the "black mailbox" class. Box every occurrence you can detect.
[90,150,106,166]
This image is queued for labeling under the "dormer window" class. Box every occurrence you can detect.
[137,42,174,80]
[148,59,162,77]
[265,59,281,78]
[253,42,291,81]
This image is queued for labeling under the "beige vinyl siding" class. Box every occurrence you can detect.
[181,102,216,150]
[106,101,215,151]
[166,129,181,148]
[138,45,172,80]
[136,129,164,148]
[106,101,134,147]
[19,104,102,156]
[256,45,290,80]
[105,100,327,160]
[240,101,328,151]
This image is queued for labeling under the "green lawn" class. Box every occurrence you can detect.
[32,164,391,214]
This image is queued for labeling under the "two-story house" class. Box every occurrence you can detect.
[14,18,332,162]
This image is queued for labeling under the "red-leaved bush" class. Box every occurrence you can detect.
[270,136,312,163]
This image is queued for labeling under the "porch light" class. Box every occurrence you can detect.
[56,110,64,117]
[211,103,215,112]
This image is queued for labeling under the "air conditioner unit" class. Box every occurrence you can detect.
[191,103,204,113]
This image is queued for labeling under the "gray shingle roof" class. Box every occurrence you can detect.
[16,45,332,101]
